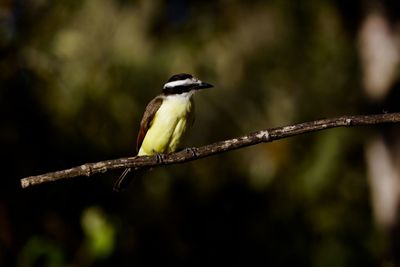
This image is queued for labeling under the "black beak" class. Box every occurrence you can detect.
[194,82,213,90]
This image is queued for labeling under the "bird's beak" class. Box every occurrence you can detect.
[194,81,213,90]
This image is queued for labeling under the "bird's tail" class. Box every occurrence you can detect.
[113,167,149,192]
[113,168,133,192]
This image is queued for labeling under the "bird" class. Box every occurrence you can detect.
[113,73,213,191]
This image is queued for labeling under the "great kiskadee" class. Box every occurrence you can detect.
[113,73,213,191]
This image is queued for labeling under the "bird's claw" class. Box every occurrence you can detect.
[155,153,166,164]
[185,147,198,157]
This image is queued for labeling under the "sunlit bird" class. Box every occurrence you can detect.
[113,73,213,191]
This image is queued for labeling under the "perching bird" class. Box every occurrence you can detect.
[113,73,213,191]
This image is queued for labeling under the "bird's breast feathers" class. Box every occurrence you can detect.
[138,93,195,155]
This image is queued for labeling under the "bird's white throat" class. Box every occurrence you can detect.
[165,91,194,101]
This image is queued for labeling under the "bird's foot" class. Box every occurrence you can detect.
[155,153,167,164]
[185,147,198,157]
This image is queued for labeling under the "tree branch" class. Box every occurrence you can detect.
[21,112,400,188]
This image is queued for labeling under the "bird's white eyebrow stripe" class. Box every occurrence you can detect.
[163,78,194,88]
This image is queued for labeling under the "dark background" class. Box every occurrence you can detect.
[1,0,400,266]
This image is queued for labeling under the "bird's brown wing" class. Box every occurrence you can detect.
[136,95,164,153]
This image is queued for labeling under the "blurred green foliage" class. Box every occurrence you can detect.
[0,0,395,266]
[81,207,115,260]
[18,236,64,267]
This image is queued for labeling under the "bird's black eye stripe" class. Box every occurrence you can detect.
[163,85,192,95]
[167,73,193,82]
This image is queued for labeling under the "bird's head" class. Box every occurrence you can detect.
[163,73,213,95]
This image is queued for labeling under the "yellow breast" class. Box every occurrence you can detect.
[138,93,195,156]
